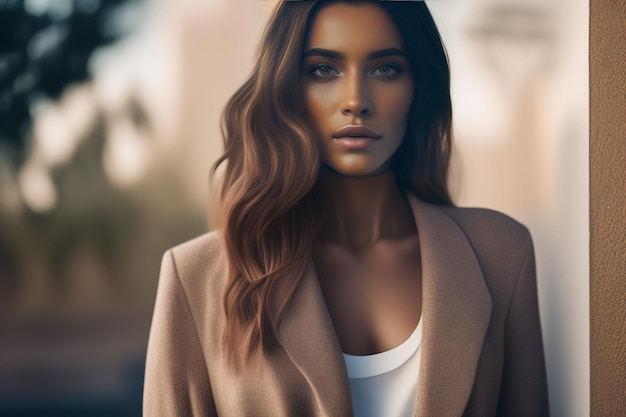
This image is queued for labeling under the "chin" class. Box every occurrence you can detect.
[324,162,389,178]
[319,151,394,177]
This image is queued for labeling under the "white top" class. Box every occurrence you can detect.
[342,319,422,417]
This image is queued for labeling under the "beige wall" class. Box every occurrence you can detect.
[590,0,626,415]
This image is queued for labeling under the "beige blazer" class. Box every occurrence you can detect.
[143,195,549,417]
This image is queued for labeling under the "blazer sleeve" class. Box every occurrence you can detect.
[497,235,550,417]
[143,250,218,417]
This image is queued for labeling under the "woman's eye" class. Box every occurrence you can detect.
[309,64,339,79]
[372,65,400,78]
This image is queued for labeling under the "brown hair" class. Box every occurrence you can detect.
[212,0,453,370]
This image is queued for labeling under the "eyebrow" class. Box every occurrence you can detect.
[302,47,407,60]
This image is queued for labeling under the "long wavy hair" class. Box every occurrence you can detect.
[212,0,453,370]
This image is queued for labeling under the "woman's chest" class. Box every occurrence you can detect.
[313,239,422,355]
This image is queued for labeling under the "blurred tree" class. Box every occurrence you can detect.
[0,0,143,167]
[0,2,209,415]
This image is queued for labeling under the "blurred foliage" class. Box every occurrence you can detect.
[0,2,210,415]
[0,0,143,166]
[0,95,207,306]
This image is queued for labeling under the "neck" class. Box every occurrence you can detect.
[316,168,417,250]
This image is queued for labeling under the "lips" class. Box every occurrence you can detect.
[332,125,382,139]
[331,125,381,150]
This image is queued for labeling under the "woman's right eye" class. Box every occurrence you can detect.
[309,64,340,79]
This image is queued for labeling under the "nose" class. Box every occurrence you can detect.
[340,72,373,116]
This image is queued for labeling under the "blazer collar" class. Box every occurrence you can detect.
[409,195,492,416]
[278,195,492,417]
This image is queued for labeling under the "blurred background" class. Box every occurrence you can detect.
[0,0,588,416]
[427,1,589,416]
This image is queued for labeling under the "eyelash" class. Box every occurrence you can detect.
[307,63,403,80]
[371,65,401,78]
[308,64,339,79]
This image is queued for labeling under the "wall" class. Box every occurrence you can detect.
[590,0,626,415]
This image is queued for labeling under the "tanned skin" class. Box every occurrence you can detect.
[302,3,422,356]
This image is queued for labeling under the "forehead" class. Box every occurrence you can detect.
[304,3,405,52]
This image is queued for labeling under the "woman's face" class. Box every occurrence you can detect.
[301,2,414,177]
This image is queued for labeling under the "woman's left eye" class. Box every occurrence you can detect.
[371,65,401,78]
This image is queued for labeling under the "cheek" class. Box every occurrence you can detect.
[303,84,333,129]
[377,83,414,160]
[376,81,413,118]
[381,85,414,125]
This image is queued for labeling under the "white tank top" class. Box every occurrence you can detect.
[342,319,422,417]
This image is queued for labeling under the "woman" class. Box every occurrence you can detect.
[143,1,549,416]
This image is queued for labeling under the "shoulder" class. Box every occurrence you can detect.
[441,205,530,242]
[440,205,533,274]
[168,230,223,270]
[161,230,227,306]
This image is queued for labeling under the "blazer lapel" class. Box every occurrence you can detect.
[278,195,491,417]
[278,260,354,417]
[408,196,492,417]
